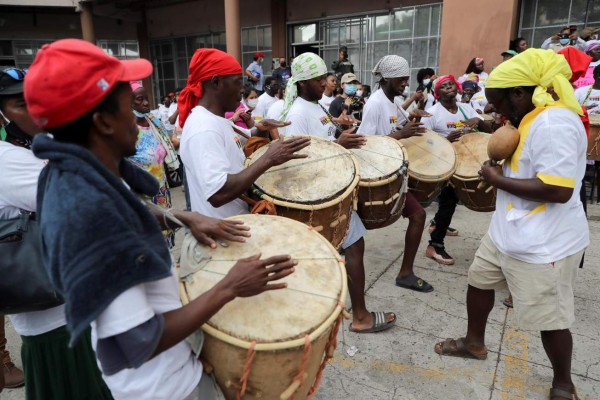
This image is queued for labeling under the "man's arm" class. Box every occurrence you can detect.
[168,108,178,126]
[245,67,258,82]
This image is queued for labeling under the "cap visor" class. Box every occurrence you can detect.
[0,81,23,95]
[119,58,153,82]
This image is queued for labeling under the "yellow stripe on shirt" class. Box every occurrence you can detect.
[537,173,576,188]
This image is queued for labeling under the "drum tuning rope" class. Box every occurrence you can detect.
[237,341,257,400]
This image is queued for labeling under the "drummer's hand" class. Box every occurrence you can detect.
[335,128,367,149]
[183,213,251,249]
[447,129,463,143]
[479,160,503,186]
[333,109,356,127]
[255,119,291,132]
[484,104,495,114]
[392,120,425,140]
[221,253,297,298]
[264,136,311,166]
[409,109,431,119]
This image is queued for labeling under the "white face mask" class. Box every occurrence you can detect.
[422,79,431,86]
[356,90,363,97]
[247,98,259,108]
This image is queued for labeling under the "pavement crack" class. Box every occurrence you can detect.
[489,306,509,400]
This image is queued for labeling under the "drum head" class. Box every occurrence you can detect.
[247,136,357,204]
[452,132,490,178]
[351,135,406,181]
[181,214,346,343]
[400,130,457,181]
[589,113,600,126]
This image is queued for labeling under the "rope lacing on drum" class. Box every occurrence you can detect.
[588,134,600,158]
[237,340,257,400]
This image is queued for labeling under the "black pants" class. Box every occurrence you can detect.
[430,185,458,247]
[580,179,586,268]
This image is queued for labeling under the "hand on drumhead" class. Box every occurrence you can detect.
[392,121,425,140]
[479,160,503,186]
[255,119,291,132]
[409,109,431,119]
[447,130,464,143]
[336,129,367,149]
[264,136,311,166]
[186,214,251,248]
[222,253,297,297]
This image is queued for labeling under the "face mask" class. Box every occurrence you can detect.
[559,38,571,45]
[356,90,363,97]
[344,84,358,96]
[280,61,286,67]
[422,79,431,87]
[247,98,259,108]
[133,109,149,118]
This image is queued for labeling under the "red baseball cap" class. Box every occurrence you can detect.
[25,39,153,129]
[254,51,265,58]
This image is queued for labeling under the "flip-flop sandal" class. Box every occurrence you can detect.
[549,387,579,400]
[396,274,434,293]
[349,311,396,334]
[434,337,488,360]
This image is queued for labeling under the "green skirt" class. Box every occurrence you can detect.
[21,326,113,400]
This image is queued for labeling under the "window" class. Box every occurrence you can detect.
[241,25,273,76]
[519,0,600,47]
[97,40,140,60]
[12,40,52,68]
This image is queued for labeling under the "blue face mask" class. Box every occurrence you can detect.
[422,79,431,87]
[133,109,149,118]
[344,84,358,96]
[559,38,571,45]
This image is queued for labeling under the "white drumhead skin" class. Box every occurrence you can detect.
[247,136,356,203]
[351,135,405,181]
[400,130,457,180]
[183,214,345,343]
[452,133,491,178]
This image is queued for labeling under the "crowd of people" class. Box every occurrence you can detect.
[0,23,595,400]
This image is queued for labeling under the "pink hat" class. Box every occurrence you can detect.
[130,81,143,92]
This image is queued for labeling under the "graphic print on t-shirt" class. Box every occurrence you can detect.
[446,121,466,130]
[320,114,333,126]
[389,116,398,126]
[234,136,243,150]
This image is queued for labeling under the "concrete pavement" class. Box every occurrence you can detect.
[3,189,600,400]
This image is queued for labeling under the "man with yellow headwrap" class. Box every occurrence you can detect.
[434,49,589,400]
[281,52,398,334]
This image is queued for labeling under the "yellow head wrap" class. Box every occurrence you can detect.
[486,48,583,116]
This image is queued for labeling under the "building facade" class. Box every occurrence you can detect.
[1,0,598,104]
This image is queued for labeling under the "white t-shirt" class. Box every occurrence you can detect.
[252,92,277,121]
[459,72,489,89]
[159,104,175,131]
[358,88,407,136]
[470,90,488,111]
[423,92,436,111]
[266,99,286,136]
[180,106,248,219]
[574,85,600,113]
[91,265,201,400]
[0,142,66,336]
[284,97,337,139]
[488,108,589,264]
[318,94,336,109]
[421,102,482,137]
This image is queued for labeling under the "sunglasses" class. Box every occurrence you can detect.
[2,68,27,81]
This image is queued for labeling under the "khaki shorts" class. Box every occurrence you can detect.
[468,234,584,331]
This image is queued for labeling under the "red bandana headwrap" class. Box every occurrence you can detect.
[178,48,243,128]
[434,75,462,99]
[557,47,592,83]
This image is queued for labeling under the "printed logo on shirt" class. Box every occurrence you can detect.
[446,121,465,130]
[234,136,243,150]
[389,116,398,125]
[588,96,600,103]
[320,115,333,126]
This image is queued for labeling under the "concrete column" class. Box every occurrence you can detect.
[271,0,287,59]
[137,8,155,109]
[79,1,95,44]
[224,0,242,62]
[439,0,519,76]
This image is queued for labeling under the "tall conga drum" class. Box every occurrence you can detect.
[399,130,457,206]
[350,135,408,229]
[587,113,600,160]
[179,214,347,400]
[451,132,496,212]
[245,136,360,249]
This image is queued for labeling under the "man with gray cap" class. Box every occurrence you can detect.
[358,55,433,293]
[281,52,397,334]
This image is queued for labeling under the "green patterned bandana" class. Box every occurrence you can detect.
[279,52,328,121]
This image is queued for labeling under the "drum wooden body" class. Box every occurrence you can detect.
[245,136,359,249]
[587,114,600,160]
[351,136,408,229]
[400,130,457,206]
[451,132,496,212]
[180,214,347,400]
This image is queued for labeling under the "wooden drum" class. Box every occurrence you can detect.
[451,132,496,212]
[245,136,360,249]
[400,130,457,207]
[180,214,347,400]
[587,114,600,160]
[351,135,408,229]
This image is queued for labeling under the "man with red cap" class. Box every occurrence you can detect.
[246,51,266,94]
[179,48,309,219]
[26,39,297,400]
